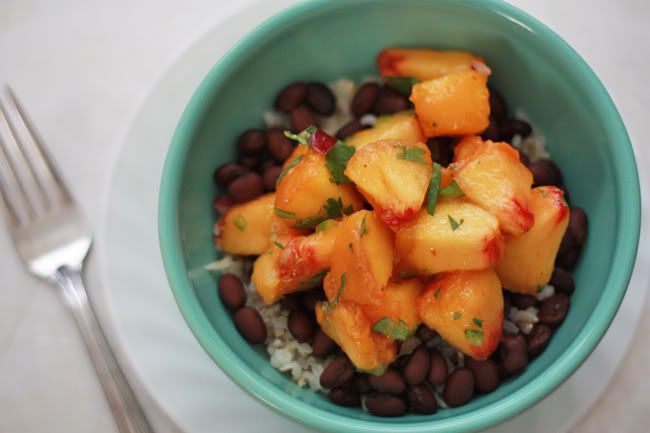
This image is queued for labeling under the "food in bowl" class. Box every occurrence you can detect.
[210,47,588,417]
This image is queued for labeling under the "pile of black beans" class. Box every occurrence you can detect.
[213,78,588,417]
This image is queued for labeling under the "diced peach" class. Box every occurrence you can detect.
[497,186,570,294]
[378,48,488,81]
[252,221,339,304]
[346,111,425,149]
[418,270,503,359]
[217,193,275,255]
[453,140,534,236]
[363,278,424,332]
[324,210,394,306]
[275,149,364,227]
[454,135,484,162]
[396,199,504,275]
[282,144,309,168]
[316,301,397,373]
[345,140,432,228]
[410,70,490,137]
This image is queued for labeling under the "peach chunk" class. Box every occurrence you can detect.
[418,270,503,359]
[453,140,534,236]
[345,140,432,228]
[497,186,570,295]
[217,193,275,255]
[363,278,425,333]
[251,221,339,304]
[396,199,504,275]
[275,149,364,228]
[316,301,397,374]
[346,111,424,149]
[323,210,394,306]
[453,135,484,163]
[410,70,490,137]
[378,48,488,81]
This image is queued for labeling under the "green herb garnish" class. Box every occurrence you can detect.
[274,241,285,249]
[299,269,328,289]
[473,318,483,328]
[372,317,412,341]
[326,141,356,184]
[275,155,303,186]
[399,270,418,279]
[448,215,464,231]
[536,285,544,294]
[434,289,441,299]
[465,329,484,345]
[453,311,462,320]
[315,220,335,232]
[397,145,427,164]
[283,125,317,145]
[440,180,464,198]
[386,76,419,97]
[274,208,297,219]
[234,215,246,231]
[295,197,354,229]
[426,162,442,215]
[359,215,368,237]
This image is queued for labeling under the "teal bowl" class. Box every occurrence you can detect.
[158,0,640,431]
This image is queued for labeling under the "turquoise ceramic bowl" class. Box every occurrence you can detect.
[159,0,640,431]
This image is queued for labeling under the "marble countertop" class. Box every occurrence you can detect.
[0,1,648,432]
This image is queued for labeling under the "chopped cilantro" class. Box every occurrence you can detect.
[315,220,335,232]
[434,289,441,299]
[283,125,317,145]
[453,311,462,320]
[399,270,418,279]
[386,76,419,97]
[275,155,303,186]
[372,317,412,341]
[274,208,297,219]
[397,145,427,164]
[448,215,464,231]
[274,241,285,249]
[473,318,483,328]
[440,180,464,198]
[234,215,246,231]
[465,329,484,345]
[426,163,441,215]
[295,197,354,229]
[536,285,544,294]
[359,215,368,237]
[326,140,356,184]
[294,214,327,230]
[299,269,328,289]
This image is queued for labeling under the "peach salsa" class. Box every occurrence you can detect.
[210,48,588,417]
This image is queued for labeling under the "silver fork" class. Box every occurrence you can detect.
[0,86,154,433]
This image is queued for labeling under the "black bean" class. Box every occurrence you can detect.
[558,230,578,256]
[373,88,409,115]
[416,325,437,342]
[426,137,456,166]
[466,358,500,393]
[500,118,532,139]
[365,393,407,417]
[368,369,406,395]
[234,307,267,344]
[336,119,365,140]
[320,355,355,389]
[239,155,258,170]
[258,158,276,174]
[519,151,530,167]
[266,128,295,163]
[406,385,438,414]
[528,159,563,187]
[569,208,588,245]
[351,82,380,117]
[488,88,508,120]
[527,324,552,358]
[443,368,475,407]
[227,172,264,203]
[498,334,528,375]
[305,82,336,116]
[262,165,283,191]
[539,293,570,328]
[290,106,318,133]
[427,349,448,386]
[218,273,246,311]
[559,185,571,205]
[556,247,579,270]
[213,162,248,186]
[511,293,537,310]
[311,328,338,358]
[287,309,314,343]
[481,120,502,141]
[503,291,512,316]
[279,293,303,311]
[237,129,266,155]
[550,267,575,295]
[402,347,430,385]
[352,374,371,394]
[274,81,307,113]
[302,289,324,313]
[213,195,234,215]
[328,387,360,407]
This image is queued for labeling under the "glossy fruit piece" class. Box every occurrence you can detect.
[410,70,490,137]
[497,186,570,294]
[346,111,425,149]
[345,140,432,229]
[378,48,487,81]
[453,135,484,162]
[275,149,364,226]
[282,144,309,168]
[251,221,339,304]
[363,278,425,332]
[217,193,275,255]
[323,210,394,306]
[453,140,534,236]
[316,300,397,373]
[418,269,504,359]
[396,199,504,275]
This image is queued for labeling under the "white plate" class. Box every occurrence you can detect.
[97,1,650,432]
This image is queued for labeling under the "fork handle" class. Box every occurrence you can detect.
[54,266,154,433]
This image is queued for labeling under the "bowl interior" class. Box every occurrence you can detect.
[159,0,639,432]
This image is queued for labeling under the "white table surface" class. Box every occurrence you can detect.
[0,1,648,433]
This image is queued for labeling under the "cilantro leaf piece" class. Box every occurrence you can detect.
[434,289,441,299]
[399,270,418,279]
[427,163,441,215]
[372,317,412,341]
[315,220,335,232]
[299,269,328,289]
[448,215,464,231]
[453,311,462,320]
[275,155,303,186]
[326,141,356,184]
[294,214,327,230]
[397,145,427,164]
[386,76,419,97]
[274,208,297,219]
[283,125,317,145]
[473,318,483,328]
[234,215,246,231]
[295,197,355,229]
[323,273,347,311]
[440,180,464,198]
[465,329,484,345]
[274,241,285,249]
[359,215,368,237]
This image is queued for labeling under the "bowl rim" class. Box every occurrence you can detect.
[158,0,641,431]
